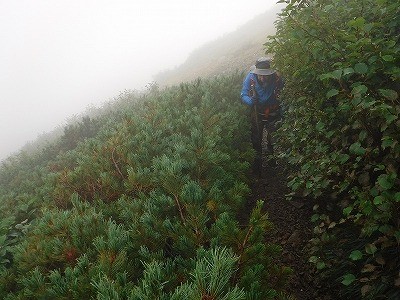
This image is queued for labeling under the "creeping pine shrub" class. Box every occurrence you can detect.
[266,0,399,298]
[0,75,291,299]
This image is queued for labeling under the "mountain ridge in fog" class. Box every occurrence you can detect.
[154,6,281,86]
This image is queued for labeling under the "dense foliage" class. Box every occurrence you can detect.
[0,75,292,299]
[266,0,399,298]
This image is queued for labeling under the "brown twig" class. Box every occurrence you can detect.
[233,225,254,283]
[111,147,125,179]
[174,194,186,224]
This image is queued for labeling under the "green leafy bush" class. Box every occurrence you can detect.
[266,0,399,298]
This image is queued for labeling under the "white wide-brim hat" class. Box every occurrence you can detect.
[251,57,276,75]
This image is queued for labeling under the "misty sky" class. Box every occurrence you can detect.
[0,0,277,162]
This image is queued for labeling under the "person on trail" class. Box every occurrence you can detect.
[240,57,284,173]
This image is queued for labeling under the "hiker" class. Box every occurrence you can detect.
[240,57,284,171]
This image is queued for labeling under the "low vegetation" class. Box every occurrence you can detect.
[1,0,399,299]
[267,0,399,298]
[0,76,292,299]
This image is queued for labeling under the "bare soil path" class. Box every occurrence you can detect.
[246,151,336,300]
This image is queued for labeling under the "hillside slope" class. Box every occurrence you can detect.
[0,73,297,299]
[154,6,283,86]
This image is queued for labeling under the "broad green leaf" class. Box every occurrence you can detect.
[349,250,363,261]
[362,201,373,215]
[339,103,351,111]
[349,142,366,155]
[382,55,394,62]
[359,130,368,141]
[377,174,394,190]
[394,192,400,202]
[338,154,350,164]
[343,206,353,216]
[363,23,373,32]
[369,187,379,197]
[352,97,362,106]
[342,273,356,286]
[326,89,339,98]
[319,73,332,80]
[326,130,335,138]
[378,224,392,234]
[343,68,354,76]
[368,55,378,64]
[351,85,368,96]
[373,195,384,205]
[382,136,394,149]
[373,165,385,172]
[332,69,343,79]
[378,89,398,101]
[311,214,320,222]
[384,113,397,124]
[316,261,326,270]
[348,17,365,28]
[360,98,376,108]
[354,63,368,74]
[0,235,7,245]
[315,121,325,131]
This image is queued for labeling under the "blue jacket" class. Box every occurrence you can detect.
[240,72,283,106]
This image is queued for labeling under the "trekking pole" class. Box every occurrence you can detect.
[254,100,260,138]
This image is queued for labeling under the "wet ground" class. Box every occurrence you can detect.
[245,149,335,299]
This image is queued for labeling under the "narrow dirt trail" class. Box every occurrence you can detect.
[247,152,335,300]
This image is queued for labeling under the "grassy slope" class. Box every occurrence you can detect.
[154,6,282,87]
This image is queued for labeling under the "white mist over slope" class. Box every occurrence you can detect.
[0,0,278,162]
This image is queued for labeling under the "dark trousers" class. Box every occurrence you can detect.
[250,104,282,174]
[251,107,264,154]
[250,105,264,175]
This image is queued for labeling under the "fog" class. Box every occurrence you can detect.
[0,0,276,162]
